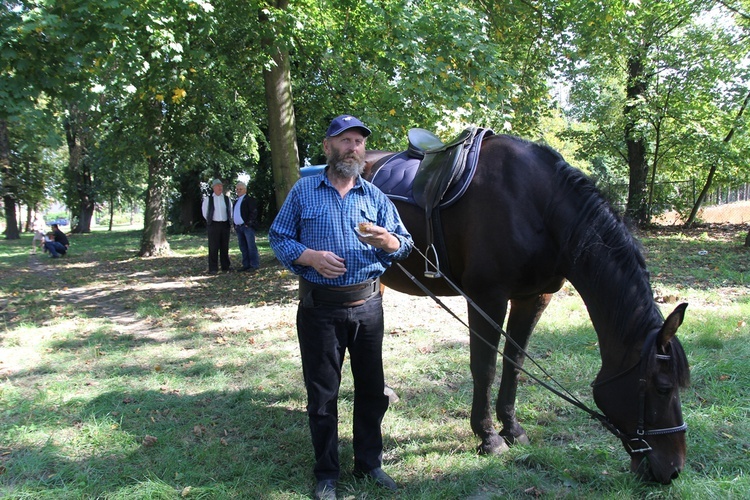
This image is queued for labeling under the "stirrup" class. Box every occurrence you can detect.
[424,244,442,278]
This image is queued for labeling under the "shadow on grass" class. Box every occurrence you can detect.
[2,387,314,497]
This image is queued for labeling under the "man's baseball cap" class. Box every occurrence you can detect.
[325,115,371,138]
[211,178,223,187]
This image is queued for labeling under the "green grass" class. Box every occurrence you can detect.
[0,225,748,498]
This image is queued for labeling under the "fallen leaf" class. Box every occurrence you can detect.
[524,486,543,497]
[142,435,158,447]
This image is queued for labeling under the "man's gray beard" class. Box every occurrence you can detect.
[328,154,365,178]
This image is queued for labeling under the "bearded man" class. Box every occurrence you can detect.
[269,115,413,500]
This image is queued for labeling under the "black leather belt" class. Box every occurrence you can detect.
[299,277,380,307]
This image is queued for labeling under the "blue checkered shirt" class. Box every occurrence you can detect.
[269,171,413,286]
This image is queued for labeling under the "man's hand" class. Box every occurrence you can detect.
[356,224,400,253]
[295,249,347,279]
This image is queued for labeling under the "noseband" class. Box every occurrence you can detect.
[592,329,687,454]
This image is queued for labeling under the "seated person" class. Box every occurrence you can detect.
[43,224,69,258]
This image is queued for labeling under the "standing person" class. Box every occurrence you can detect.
[43,223,70,258]
[201,178,232,274]
[269,115,413,500]
[232,181,260,272]
[31,216,46,254]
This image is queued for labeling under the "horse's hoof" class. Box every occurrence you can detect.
[501,432,530,446]
[477,436,510,455]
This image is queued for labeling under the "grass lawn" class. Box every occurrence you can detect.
[0,224,748,499]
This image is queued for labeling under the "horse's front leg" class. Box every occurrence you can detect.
[468,304,509,455]
[496,294,554,446]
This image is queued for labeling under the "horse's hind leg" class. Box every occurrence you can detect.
[468,301,509,455]
[497,293,554,446]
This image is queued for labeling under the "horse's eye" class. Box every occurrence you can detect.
[656,384,672,396]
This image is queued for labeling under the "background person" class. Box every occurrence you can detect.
[232,181,260,272]
[269,114,413,500]
[31,216,46,254]
[201,178,232,274]
[42,232,66,258]
[42,223,70,258]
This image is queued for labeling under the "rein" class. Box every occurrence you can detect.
[396,246,686,451]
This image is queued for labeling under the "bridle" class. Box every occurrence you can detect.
[395,247,687,453]
[591,328,688,454]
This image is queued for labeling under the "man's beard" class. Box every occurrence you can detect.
[327,148,365,178]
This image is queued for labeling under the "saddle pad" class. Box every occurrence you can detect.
[372,128,493,209]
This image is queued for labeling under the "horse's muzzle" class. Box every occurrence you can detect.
[630,454,682,485]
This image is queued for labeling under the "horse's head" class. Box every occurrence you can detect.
[592,303,690,484]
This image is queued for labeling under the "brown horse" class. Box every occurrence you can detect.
[363,133,690,484]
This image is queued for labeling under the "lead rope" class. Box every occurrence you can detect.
[395,251,609,425]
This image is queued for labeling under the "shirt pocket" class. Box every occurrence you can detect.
[300,205,332,246]
[358,207,378,226]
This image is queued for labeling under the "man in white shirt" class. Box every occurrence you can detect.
[201,178,232,274]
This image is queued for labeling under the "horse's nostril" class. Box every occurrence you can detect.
[671,470,680,480]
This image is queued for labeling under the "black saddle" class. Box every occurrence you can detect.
[370,126,493,279]
[408,127,477,213]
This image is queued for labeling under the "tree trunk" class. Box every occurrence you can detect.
[3,196,19,239]
[139,155,171,257]
[0,120,19,240]
[109,196,114,231]
[685,90,750,228]
[624,55,650,227]
[64,106,95,233]
[261,0,300,209]
[24,205,33,232]
[175,169,203,233]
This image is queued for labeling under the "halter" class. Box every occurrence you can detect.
[591,328,687,454]
[396,248,687,455]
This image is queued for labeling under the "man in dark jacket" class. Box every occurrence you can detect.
[232,181,260,272]
[43,223,69,258]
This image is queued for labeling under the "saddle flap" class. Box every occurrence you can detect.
[413,146,465,210]
[413,127,477,211]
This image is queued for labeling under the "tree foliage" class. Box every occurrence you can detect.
[557,0,750,225]
[2,0,749,244]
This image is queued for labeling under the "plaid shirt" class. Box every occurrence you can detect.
[269,171,413,286]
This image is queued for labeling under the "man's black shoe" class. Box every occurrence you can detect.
[314,479,337,499]
[353,467,397,491]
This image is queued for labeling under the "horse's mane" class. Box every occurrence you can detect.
[535,142,663,345]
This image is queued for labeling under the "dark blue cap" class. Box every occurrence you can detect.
[325,115,372,138]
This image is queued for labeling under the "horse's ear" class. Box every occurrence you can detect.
[658,302,688,347]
